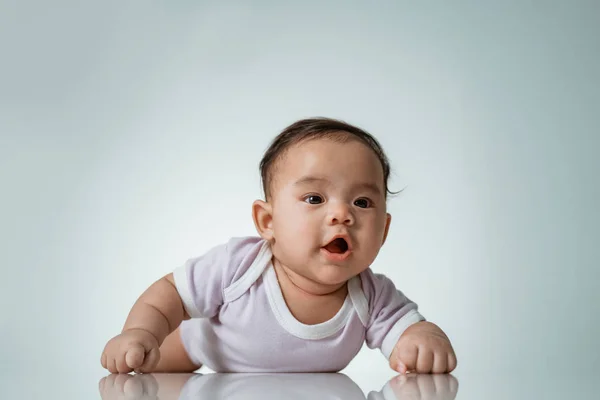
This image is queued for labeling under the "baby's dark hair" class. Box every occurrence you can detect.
[259,117,397,201]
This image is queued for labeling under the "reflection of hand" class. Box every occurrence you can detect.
[99,374,159,400]
[387,374,458,400]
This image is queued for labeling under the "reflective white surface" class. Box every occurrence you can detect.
[99,373,459,400]
[1,371,598,399]
[96,372,599,400]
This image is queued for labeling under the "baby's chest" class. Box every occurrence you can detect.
[216,298,365,372]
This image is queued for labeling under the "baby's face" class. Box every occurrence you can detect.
[268,138,391,286]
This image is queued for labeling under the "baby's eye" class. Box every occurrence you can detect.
[353,198,371,208]
[304,195,324,204]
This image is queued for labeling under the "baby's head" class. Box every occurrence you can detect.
[252,117,394,290]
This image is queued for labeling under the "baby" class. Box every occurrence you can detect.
[101,117,457,375]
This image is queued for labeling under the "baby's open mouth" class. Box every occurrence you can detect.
[323,238,349,254]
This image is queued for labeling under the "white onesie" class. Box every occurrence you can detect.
[174,236,425,372]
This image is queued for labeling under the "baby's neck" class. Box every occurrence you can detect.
[273,258,347,297]
[272,259,348,325]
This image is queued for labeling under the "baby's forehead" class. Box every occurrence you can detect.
[271,138,385,189]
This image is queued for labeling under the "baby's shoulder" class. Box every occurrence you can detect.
[218,236,271,301]
[222,236,265,261]
[357,268,397,290]
[356,269,400,304]
[183,236,266,287]
[215,235,266,277]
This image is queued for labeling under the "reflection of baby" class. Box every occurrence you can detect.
[99,373,365,400]
[101,118,457,374]
[98,372,459,400]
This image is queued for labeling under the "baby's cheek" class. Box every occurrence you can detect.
[360,232,383,257]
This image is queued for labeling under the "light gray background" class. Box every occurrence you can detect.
[1,0,599,398]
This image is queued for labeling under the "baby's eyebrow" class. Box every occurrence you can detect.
[293,176,383,195]
[293,175,330,186]
[355,182,383,195]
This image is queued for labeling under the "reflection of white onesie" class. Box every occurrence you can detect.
[174,236,425,372]
[179,373,367,400]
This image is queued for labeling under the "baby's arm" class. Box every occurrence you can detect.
[361,270,457,374]
[101,273,190,374]
[121,273,189,341]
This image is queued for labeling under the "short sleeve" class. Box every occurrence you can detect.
[172,236,263,319]
[361,270,426,360]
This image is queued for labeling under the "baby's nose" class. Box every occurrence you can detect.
[327,203,354,225]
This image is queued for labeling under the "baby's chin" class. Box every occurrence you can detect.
[309,263,362,286]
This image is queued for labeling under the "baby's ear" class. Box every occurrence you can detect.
[382,213,392,246]
[252,200,274,241]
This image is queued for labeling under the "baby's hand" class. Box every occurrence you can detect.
[389,322,457,374]
[101,329,161,374]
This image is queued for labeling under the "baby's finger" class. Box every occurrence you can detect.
[116,352,132,374]
[107,357,118,374]
[125,345,146,369]
[432,351,448,374]
[397,343,419,373]
[416,347,434,373]
[388,348,404,373]
[447,352,457,372]
[138,347,160,373]
[101,352,107,369]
